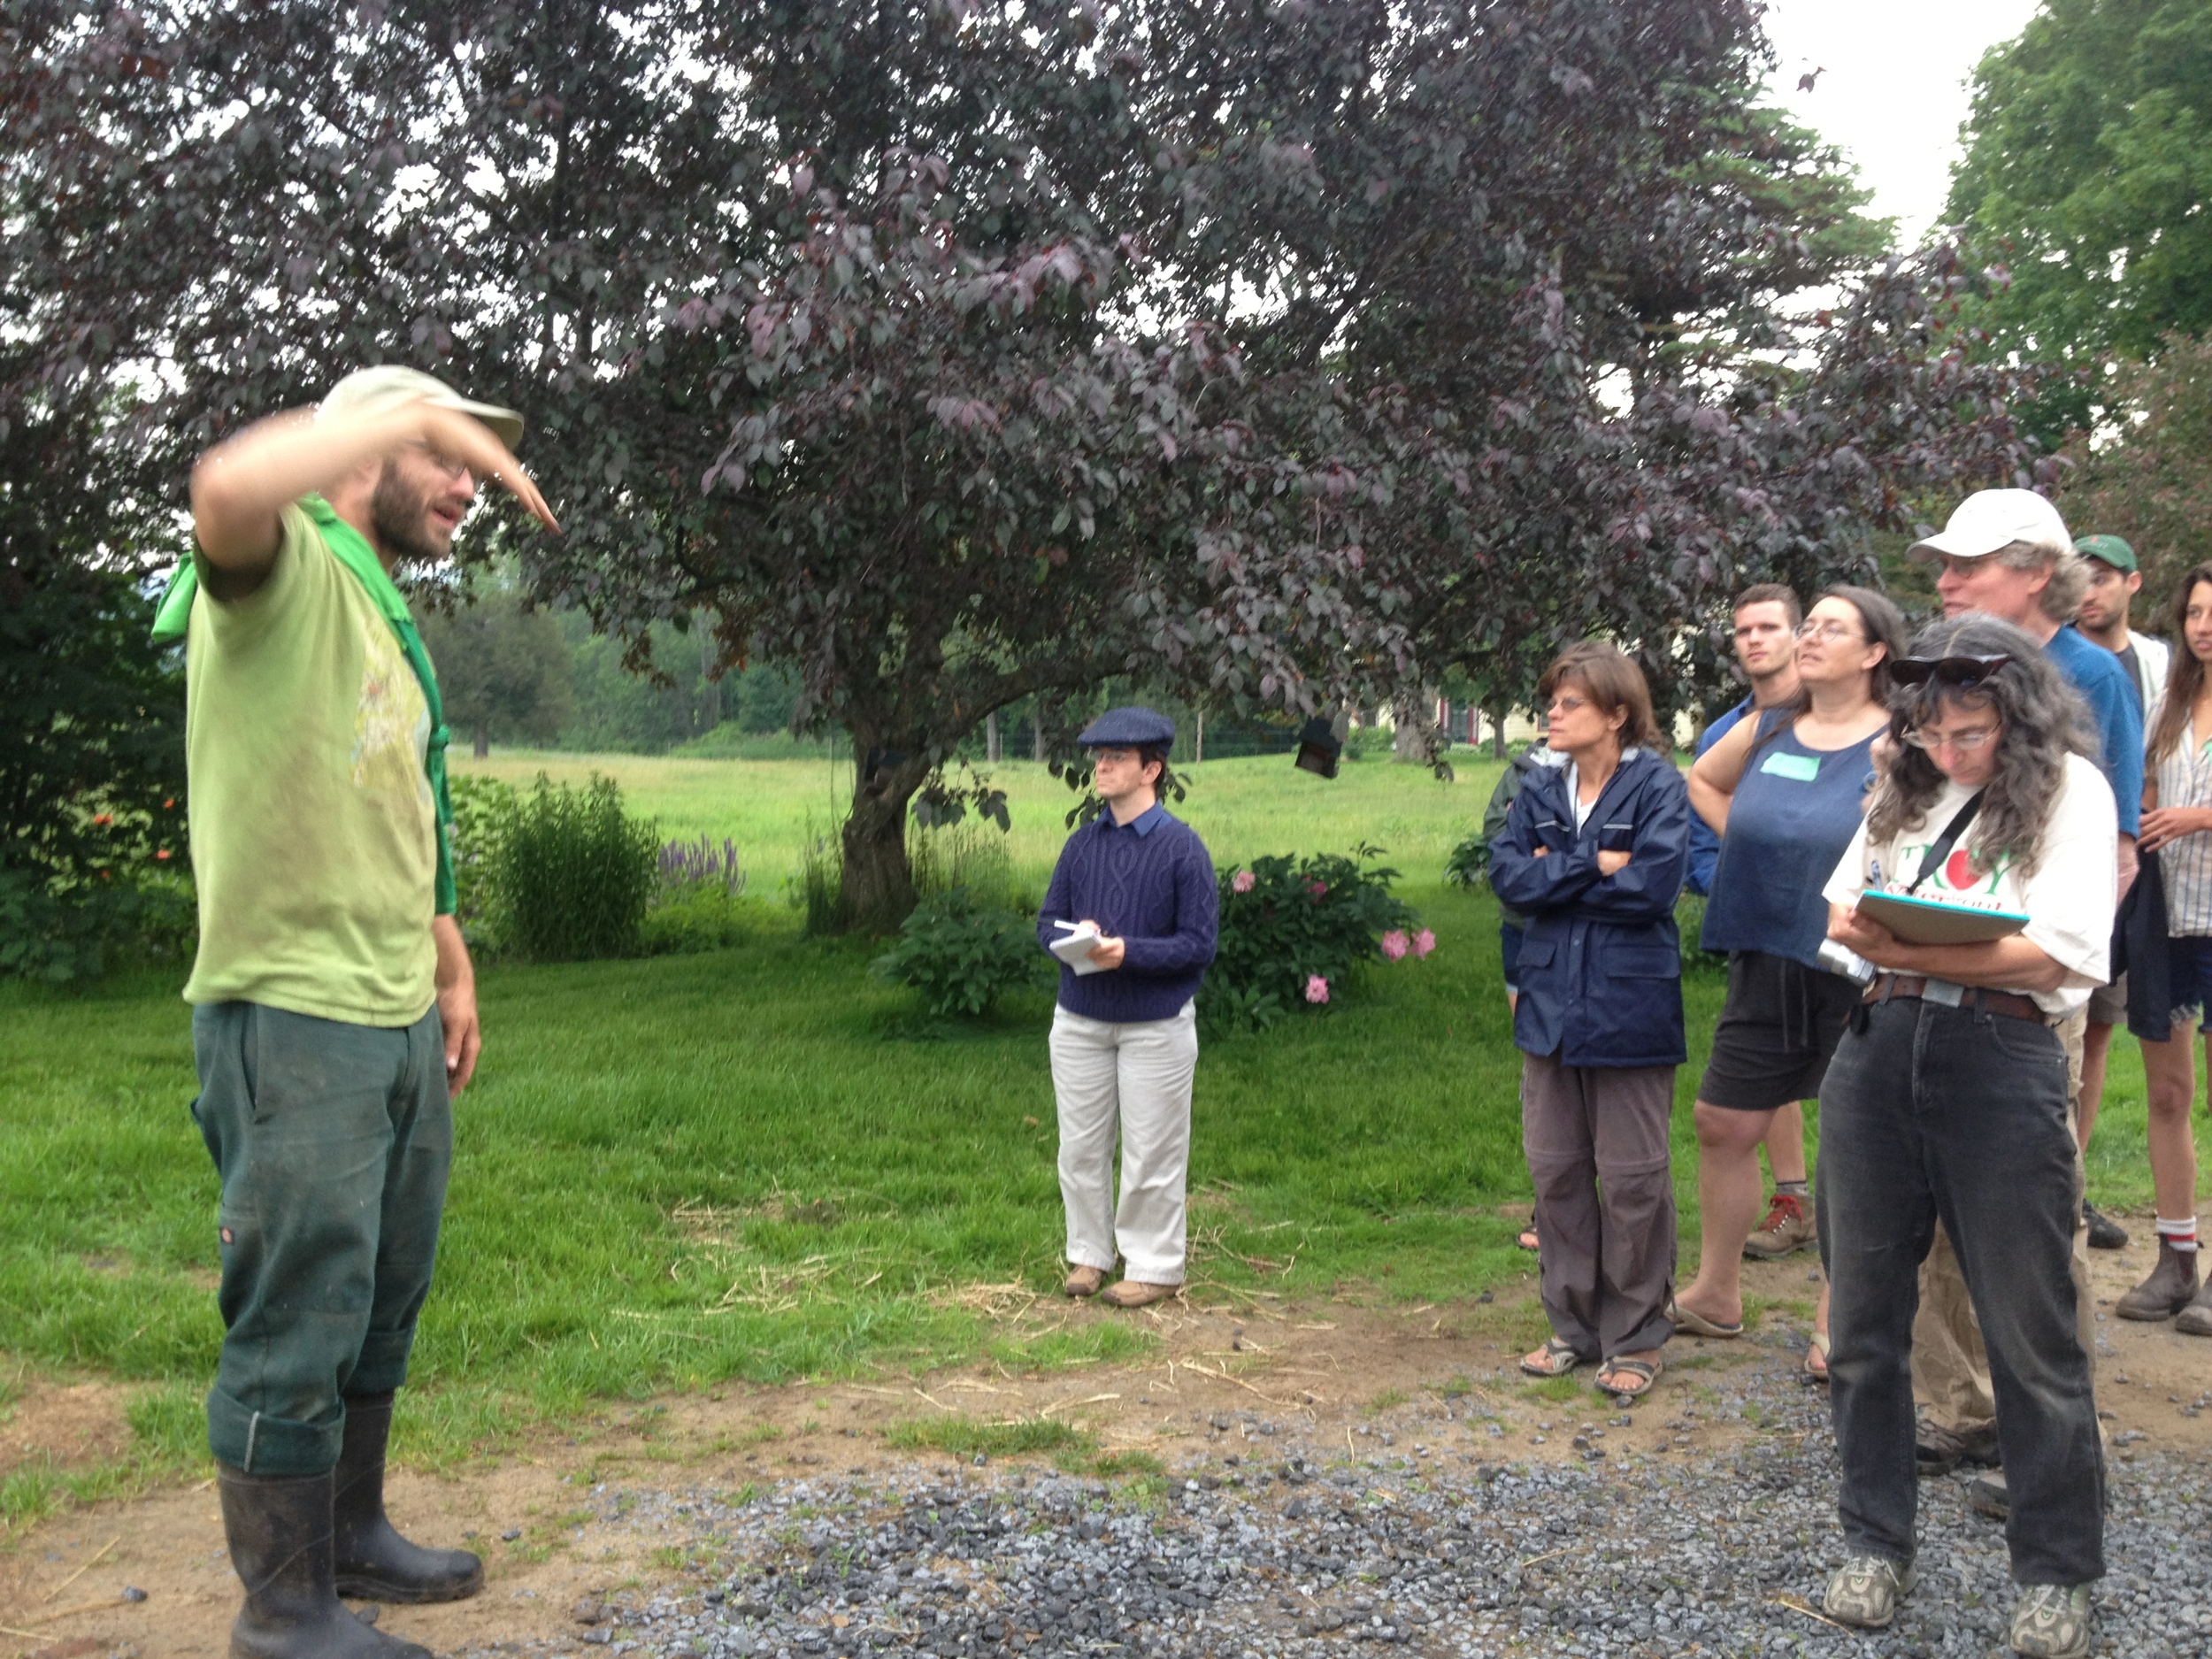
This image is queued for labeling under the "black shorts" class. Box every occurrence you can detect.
[1697,949,1863,1111]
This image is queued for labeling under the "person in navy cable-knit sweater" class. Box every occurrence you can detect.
[1037,707,1218,1308]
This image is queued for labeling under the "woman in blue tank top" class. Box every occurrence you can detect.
[1674,587,1909,1371]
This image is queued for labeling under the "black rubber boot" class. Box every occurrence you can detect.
[333,1392,484,1604]
[219,1464,433,1659]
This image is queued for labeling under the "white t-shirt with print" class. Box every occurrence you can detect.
[1821,752,2116,1018]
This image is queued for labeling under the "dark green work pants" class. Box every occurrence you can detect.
[189,1001,451,1476]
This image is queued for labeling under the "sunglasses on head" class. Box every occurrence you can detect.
[1891,653,2013,689]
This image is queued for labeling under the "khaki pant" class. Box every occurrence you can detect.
[1051,1001,1199,1285]
[1521,1053,1678,1359]
[1913,1008,2098,1432]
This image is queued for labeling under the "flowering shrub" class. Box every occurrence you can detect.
[1201,846,1427,1031]
[659,834,746,899]
[871,887,1048,1018]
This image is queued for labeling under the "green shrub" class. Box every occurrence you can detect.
[1674,890,1727,968]
[0,863,196,982]
[446,773,518,954]
[1201,846,1427,1031]
[641,887,750,955]
[871,887,1047,1017]
[491,773,659,961]
[910,819,1023,910]
[1442,831,1488,888]
[791,822,843,936]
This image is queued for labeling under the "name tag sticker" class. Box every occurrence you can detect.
[1759,751,1821,782]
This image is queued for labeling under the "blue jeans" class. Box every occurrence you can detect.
[1817,995,2103,1585]
[190,1002,452,1475]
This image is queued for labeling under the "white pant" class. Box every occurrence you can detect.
[1049,1001,1199,1284]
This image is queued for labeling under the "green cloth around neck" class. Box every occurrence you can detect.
[154,496,457,915]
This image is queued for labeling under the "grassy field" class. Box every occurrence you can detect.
[1,750,2163,1529]
[458,745,1488,901]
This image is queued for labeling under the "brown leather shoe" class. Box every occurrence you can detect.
[1063,1265,1106,1299]
[1099,1279,1182,1309]
[2116,1240,2200,1321]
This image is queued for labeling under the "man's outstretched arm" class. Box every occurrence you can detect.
[190,402,557,595]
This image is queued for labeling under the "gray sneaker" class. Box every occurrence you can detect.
[1823,1555,1917,1628]
[2010,1583,2092,1658]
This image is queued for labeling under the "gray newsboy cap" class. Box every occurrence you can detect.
[1078,706,1176,749]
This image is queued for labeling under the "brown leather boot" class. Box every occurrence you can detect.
[2177,1276,2212,1337]
[2115,1240,2200,1322]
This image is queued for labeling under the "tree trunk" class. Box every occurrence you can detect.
[839,734,923,933]
[472,718,490,759]
[1488,700,1508,759]
[1194,707,1204,764]
[1033,704,1047,763]
[1393,692,1434,762]
[986,708,1002,763]
[699,631,722,729]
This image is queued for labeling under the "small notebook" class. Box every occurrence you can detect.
[1854,890,2030,946]
[1048,919,1109,975]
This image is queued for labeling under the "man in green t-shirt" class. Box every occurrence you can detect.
[179,365,556,1659]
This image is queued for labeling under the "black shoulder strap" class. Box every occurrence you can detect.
[1902,791,1987,896]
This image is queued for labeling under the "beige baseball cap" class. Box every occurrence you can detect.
[1907,488,2070,563]
[318,365,524,449]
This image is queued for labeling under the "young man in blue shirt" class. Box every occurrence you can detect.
[1037,708,1218,1308]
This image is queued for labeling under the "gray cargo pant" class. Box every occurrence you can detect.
[1521,1052,1678,1358]
[190,1001,452,1476]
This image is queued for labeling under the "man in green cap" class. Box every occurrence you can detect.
[166,366,557,1658]
[2076,534,2168,712]
[2073,532,2168,1253]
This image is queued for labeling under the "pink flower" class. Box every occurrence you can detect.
[1412,928,1436,958]
[1303,974,1330,1004]
[1379,929,1409,961]
[1231,869,1256,894]
[1308,879,1329,898]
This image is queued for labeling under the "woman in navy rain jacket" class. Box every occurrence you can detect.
[1489,643,1691,1400]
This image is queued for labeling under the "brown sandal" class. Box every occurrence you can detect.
[1598,1356,1661,1400]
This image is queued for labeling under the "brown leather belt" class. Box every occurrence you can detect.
[1863,973,2054,1026]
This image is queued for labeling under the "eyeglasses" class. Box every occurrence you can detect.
[1903,725,2001,753]
[1547,695,1589,716]
[403,440,471,479]
[1890,653,2013,689]
[1794,620,1864,643]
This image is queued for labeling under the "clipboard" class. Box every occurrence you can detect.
[1854,889,2029,946]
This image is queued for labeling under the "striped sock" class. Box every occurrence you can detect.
[2154,1216,2199,1254]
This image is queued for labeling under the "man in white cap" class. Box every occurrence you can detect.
[1902,487,2132,1520]
[159,367,556,1658]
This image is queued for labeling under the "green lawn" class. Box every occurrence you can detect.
[458,745,1488,900]
[0,750,2162,1525]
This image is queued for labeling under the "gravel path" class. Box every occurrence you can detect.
[480,1362,2212,1659]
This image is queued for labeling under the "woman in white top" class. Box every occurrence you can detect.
[1813,615,2112,1655]
[2128,562,2212,1333]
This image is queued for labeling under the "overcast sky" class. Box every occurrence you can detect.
[1758,0,2048,250]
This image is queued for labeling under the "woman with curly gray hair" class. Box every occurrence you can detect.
[1813,613,2114,1659]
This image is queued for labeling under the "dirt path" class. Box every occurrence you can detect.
[6,1229,2208,1658]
